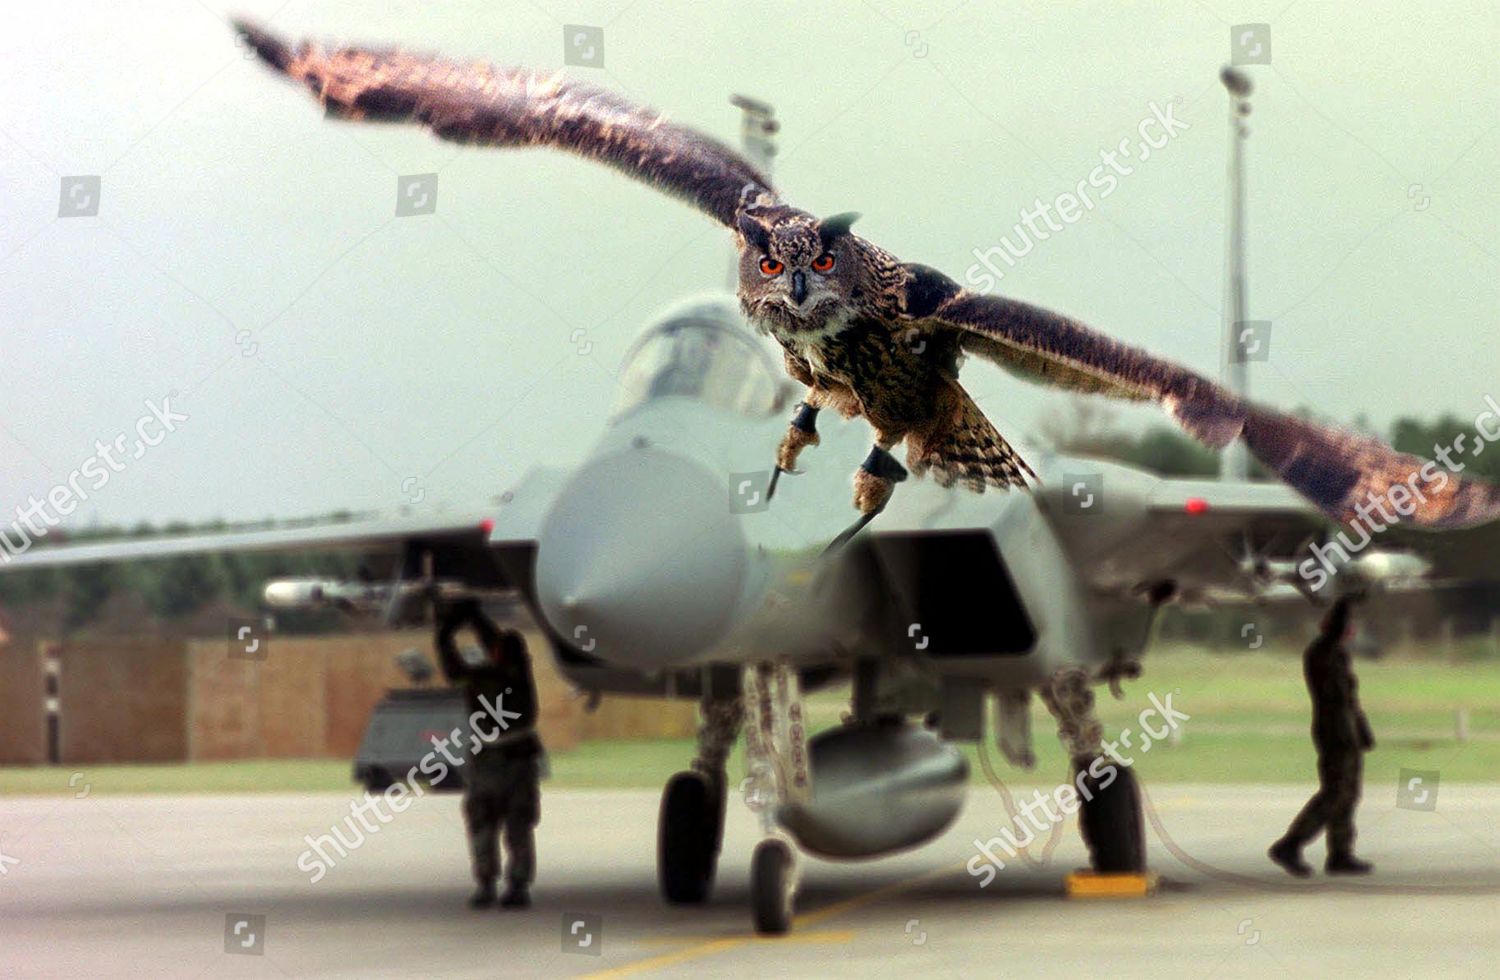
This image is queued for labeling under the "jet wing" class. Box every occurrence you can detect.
[1057,478,1319,600]
[0,512,496,572]
[1045,468,1500,603]
[0,467,568,577]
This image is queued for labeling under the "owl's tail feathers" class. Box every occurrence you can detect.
[907,389,1035,493]
[1240,405,1500,530]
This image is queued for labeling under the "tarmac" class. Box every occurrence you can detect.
[4,783,1500,977]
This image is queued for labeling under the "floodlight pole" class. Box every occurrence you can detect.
[728,95,778,290]
[1220,66,1253,481]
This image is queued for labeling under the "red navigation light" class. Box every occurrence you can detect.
[1184,497,1210,515]
[479,518,495,534]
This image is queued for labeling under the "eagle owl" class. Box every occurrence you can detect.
[733,205,1035,514]
[235,20,1500,531]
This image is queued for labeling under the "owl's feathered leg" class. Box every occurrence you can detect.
[777,402,821,472]
[766,402,821,502]
[852,445,908,514]
[825,445,907,554]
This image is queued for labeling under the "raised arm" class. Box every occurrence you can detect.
[435,600,475,683]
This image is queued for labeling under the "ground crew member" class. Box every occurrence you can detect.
[436,599,542,909]
[1269,597,1375,876]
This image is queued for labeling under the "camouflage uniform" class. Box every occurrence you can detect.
[437,601,541,900]
[463,755,540,888]
[1274,599,1375,868]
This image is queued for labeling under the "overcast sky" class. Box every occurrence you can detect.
[2,0,1495,528]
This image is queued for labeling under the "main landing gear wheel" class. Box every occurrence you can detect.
[658,770,724,904]
[751,838,796,935]
[1078,762,1146,873]
[359,767,393,793]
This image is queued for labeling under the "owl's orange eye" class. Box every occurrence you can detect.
[811,252,836,273]
[759,257,784,276]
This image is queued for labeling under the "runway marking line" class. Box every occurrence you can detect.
[634,929,854,948]
[583,797,1185,976]
[580,864,960,978]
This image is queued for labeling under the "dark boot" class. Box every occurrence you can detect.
[468,880,497,909]
[1326,853,1373,875]
[499,882,530,909]
[1268,840,1312,878]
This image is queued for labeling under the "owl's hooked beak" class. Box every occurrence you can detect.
[790,269,807,306]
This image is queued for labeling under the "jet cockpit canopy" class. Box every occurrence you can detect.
[614,296,787,419]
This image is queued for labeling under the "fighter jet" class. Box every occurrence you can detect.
[8,281,1496,932]
[9,84,1498,934]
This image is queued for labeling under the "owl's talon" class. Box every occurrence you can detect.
[851,446,908,515]
[823,509,881,555]
[775,402,822,473]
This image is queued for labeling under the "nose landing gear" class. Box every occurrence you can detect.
[742,660,810,935]
[650,663,814,935]
[750,838,797,934]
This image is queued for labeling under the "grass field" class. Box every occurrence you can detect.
[4,646,1499,795]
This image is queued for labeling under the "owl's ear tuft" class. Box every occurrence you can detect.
[818,212,861,247]
[736,212,772,252]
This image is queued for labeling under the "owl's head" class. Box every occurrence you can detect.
[734,206,860,333]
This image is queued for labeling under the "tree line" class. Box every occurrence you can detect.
[2,404,1495,635]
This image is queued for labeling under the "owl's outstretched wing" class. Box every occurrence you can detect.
[232,20,775,227]
[899,263,1500,530]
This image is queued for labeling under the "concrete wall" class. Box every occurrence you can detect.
[0,638,47,765]
[0,629,697,766]
[187,637,316,761]
[60,638,189,764]
[578,695,699,740]
[323,638,413,757]
[184,629,599,758]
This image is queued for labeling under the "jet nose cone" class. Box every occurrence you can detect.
[536,447,749,668]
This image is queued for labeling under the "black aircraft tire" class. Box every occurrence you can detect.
[1078,762,1146,874]
[361,767,394,793]
[658,770,722,904]
[751,838,794,935]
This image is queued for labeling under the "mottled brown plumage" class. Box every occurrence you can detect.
[233,21,773,228]
[235,20,1500,530]
[732,206,1035,499]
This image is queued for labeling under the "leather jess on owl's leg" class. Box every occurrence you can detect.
[851,433,908,515]
[774,354,825,476]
